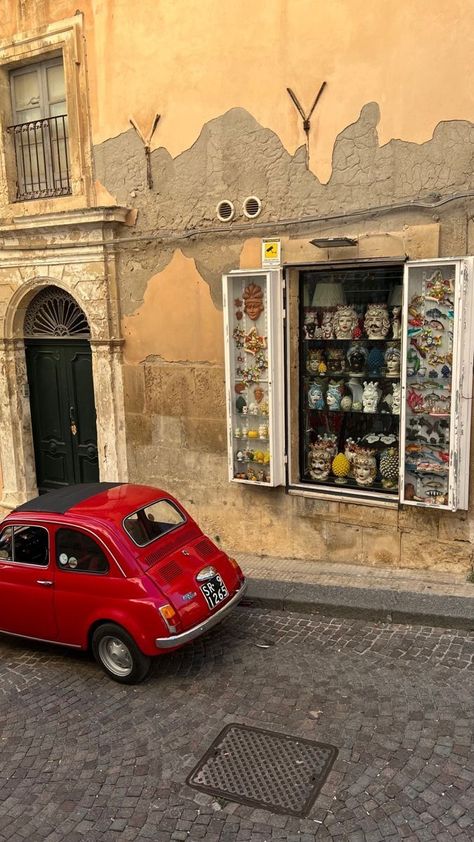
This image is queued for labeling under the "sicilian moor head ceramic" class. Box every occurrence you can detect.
[243,283,264,321]
[321,311,334,340]
[362,381,380,413]
[347,344,368,374]
[308,435,337,481]
[308,382,325,410]
[326,380,344,411]
[333,305,358,339]
[384,344,401,377]
[307,348,326,375]
[353,448,377,487]
[327,348,346,373]
[364,304,390,339]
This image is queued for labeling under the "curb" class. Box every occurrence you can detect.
[242,577,474,630]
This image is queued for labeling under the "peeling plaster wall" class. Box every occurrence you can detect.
[101,101,474,574]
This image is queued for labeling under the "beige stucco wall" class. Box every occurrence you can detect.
[2,1,474,574]
[3,0,474,183]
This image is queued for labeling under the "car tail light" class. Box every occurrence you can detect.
[159,604,179,634]
[228,557,244,579]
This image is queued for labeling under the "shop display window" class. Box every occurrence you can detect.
[298,264,404,496]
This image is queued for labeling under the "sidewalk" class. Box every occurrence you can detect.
[234,552,474,629]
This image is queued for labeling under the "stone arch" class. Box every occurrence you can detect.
[0,277,128,508]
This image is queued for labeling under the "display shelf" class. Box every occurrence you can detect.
[304,408,400,417]
[223,269,285,486]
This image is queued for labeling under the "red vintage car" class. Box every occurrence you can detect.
[0,483,246,683]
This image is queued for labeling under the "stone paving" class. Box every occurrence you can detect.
[0,608,473,842]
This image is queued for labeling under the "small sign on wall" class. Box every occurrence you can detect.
[261,238,281,267]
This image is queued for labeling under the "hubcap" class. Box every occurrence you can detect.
[98,635,133,677]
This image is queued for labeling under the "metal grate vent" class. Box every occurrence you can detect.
[187,723,338,817]
[158,559,183,583]
[24,286,90,337]
[243,196,262,219]
[216,200,235,222]
[195,538,216,559]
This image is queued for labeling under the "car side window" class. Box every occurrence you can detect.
[0,525,49,566]
[56,528,109,574]
[0,526,13,560]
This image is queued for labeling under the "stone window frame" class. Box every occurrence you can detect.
[0,13,93,215]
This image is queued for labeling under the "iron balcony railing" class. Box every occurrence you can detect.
[6,114,71,201]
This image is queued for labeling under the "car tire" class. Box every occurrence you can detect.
[91,623,151,684]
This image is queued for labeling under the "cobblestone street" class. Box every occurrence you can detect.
[0,608,473,842]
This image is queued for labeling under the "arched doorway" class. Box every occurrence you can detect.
[24,286,99,493]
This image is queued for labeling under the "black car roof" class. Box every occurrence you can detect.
[14,483,123,515]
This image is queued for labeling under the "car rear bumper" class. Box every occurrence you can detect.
[155,580,247,649]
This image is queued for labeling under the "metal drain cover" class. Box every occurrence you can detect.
[187,723,338,817]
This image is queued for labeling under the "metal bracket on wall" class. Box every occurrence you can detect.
[129,113,161,189]
[286,82,326,164]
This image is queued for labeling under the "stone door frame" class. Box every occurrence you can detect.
[0,276,128,508]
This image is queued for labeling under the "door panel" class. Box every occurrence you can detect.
[26,340,99,493]
[67,349,99,482]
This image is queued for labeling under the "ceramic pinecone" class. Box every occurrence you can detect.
[332,452,350,477]
[380,448,399,479]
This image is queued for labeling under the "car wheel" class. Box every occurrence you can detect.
[92,623,151,684]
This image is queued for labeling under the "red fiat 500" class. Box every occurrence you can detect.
[0,483,246,683]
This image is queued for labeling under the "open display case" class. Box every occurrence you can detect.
[400,259,474,510]
[297,264,404,498]
[223,270,285,486]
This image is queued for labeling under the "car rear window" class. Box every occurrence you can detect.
[123,500,186,546]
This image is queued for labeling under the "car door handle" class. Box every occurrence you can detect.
[36,579,54,587]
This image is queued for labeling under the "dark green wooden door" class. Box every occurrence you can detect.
[25,340,99,493]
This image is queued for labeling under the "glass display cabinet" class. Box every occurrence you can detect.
[297,264,404,499]
[223,270,285,486]
[400,259,474,510]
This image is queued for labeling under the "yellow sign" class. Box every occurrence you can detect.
[261,238,281,267]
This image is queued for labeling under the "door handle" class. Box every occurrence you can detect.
[69,406,78,437]
[36,579,53,587]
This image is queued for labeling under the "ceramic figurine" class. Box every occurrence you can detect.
[353,448,377,487]
[341,395,352,411]
[347,344,368,375]
[367,347,385,377]
[326,381,343,411]
[243,282,264,321]
[308,382,325,410]
[307,349,326,375]
[308,437,337,481]
[258,424,268,439]
[321,311,334,340]
[234,427,242,439]
[327,348,346,374]
[333,305,358,340]
[304,311,319,339]
[391,306,401,339]
[248,402,259,415]
[362,381,380,413]
[364,304,390,339]
[380,447,399,489]
[236,395,247,413]
[236,450,245,462]
[392,383,401,415]
[332,452,350,484]
[384,345,401,377]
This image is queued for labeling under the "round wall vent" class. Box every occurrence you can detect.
[243,196,262,218]
[216,200,235,222]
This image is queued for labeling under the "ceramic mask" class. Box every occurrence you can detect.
[333,305,358,339]
[362,381,379,413]
[308,383,325,410]
[364,304,390,339]
[309,446,332,480]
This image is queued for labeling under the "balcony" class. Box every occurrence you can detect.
[6,114,71,202]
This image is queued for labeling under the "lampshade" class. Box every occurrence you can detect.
[312,281,346,308]
[389,285,403,306]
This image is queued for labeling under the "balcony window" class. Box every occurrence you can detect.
[7,57,71,201]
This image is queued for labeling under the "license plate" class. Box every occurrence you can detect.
[200,574,229,610]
